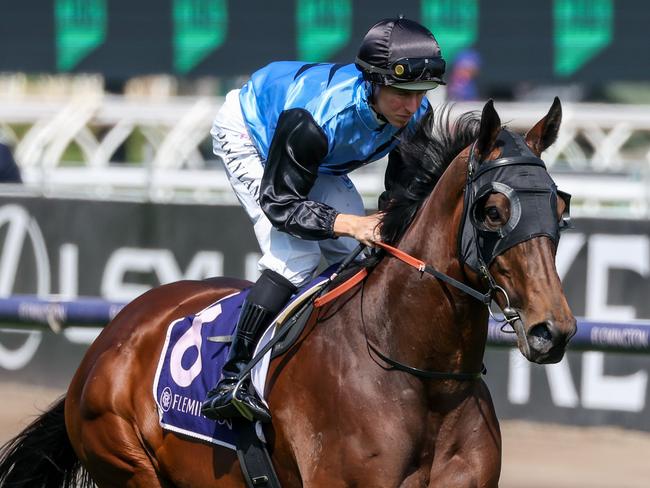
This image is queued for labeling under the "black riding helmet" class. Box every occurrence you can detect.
[355,17,446,91]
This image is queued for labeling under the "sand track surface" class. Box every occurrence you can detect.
[1,382,648,487]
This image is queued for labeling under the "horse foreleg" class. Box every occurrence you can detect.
[428,453,500,488]
[427,389,502,488]
[75,412,171,488]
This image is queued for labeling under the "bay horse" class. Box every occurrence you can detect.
[0,99,575,487]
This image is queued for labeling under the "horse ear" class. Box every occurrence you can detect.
[525,97,562,156]
[475,99,501,161]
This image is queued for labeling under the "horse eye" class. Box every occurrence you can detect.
[473,193,510,231]
[485,207,500,221]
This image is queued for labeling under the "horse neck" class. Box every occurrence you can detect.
[369,155,488,378]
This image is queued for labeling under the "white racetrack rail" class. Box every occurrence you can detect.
[0,96,648,218]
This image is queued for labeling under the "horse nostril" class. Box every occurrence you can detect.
[529,321,555,342]
[526,320,571,363]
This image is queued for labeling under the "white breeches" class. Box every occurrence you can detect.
[211,89,365,286]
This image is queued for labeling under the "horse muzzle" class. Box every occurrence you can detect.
[511,313,577,364]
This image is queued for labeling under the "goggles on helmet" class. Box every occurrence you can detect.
[355,56,446,87]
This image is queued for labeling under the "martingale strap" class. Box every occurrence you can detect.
[311,242,488,381]
[367,339,486,380]
[341,242,488,381]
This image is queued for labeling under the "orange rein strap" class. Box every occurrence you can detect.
[313,240,491,309]
[375,241,492,304]
[314,268,369,308]
[374,241,427,270]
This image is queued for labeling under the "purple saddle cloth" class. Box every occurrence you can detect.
[153,267,335,449]
[153,289,249,449]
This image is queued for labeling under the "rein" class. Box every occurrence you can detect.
[313,235,515,381]
[377,241,522,331]
[361,242,489,381]
[313,242,492,309]
[374,242,491,303]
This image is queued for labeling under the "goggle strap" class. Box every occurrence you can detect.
[355,57,394,76]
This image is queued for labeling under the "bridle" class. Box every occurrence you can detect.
[459,131,571,326]
[363,129,572,380]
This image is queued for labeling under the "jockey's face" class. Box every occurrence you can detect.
[373,85,427,128]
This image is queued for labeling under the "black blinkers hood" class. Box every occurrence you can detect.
[459,129,571,273]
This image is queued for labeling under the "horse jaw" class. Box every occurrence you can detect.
[490,238,577,365]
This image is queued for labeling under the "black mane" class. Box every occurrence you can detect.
[379,106,481,244]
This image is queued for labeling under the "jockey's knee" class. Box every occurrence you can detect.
[258,251,321,288]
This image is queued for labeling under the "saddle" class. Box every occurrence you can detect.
[236,262,367,488]
[230,262,369,488]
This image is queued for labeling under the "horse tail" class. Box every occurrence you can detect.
[0,396,93,488]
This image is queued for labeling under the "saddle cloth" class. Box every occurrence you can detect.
[153,268,336,449]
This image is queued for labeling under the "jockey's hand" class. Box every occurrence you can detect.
[333,213,383,247]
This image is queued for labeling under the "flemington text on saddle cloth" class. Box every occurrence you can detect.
[152,272,331,449]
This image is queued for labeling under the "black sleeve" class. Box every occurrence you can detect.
[259,108,338,240]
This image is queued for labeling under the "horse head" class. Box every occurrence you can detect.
[462,98,576,363]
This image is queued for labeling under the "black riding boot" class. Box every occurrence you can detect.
[201,270,296,422]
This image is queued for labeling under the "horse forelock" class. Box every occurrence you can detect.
[379,106,481,244]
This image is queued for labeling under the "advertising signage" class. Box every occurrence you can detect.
[0,0,649,84]
[0,195,649,319]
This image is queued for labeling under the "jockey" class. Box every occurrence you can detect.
[202,17,446,422]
